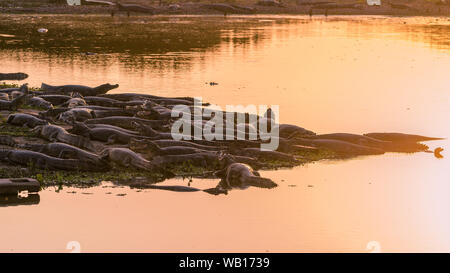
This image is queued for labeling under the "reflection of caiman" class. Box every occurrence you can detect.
[215,163,278,190]
[0,194,40,207]
[364,132,443,153]
[129,163,277,195]
[0,72,28,81]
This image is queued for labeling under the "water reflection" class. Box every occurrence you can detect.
[1,16,449,72]
[0,15,449,252]
[0,194,40,207]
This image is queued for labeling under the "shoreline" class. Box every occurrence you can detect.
[1,3,449,17]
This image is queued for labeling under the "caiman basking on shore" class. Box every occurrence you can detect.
[32,124,97,152]
[71,122,148,144]
[41,83,119,96]
[7,113,49,128]
[17,142,110,171]
[0,149,104,171]
[0,84,28,111]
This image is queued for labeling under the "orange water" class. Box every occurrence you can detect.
[0,15,448,252]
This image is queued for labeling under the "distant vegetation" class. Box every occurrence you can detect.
[0,0,358,8]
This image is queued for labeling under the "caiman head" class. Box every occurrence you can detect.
[94,83,119,94]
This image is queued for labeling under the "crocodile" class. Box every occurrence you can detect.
[57,108,94,124]
[130,138,226,152]
[28,96,54,110]
[151,152,262,169]
[230,147,298,162]
[41,83,119,96]
[71,122,146,144]
[86,124,141,136]
[38,94,72,105]
[0,149,102,171]
[62,97,87,108]
[0,135,17,147]
[99,93,197,103]
[100,147,153,170]
[85,116,165,130]
[18,142,110,171]
[32,124,96,152]
[7,113,49,128]
[0,84,28,111]
[363,132,444,143]
[291,138,385,156]
[84,96,143,108]
[132,140,213,156]
[306,133,390,149]
[215,163,278,189]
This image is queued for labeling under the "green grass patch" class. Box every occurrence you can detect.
[0,123,37,137]
[0,165,167,187]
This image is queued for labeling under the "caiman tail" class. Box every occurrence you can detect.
[246,176,278,189]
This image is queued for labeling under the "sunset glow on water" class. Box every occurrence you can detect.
[0,15,448,252]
